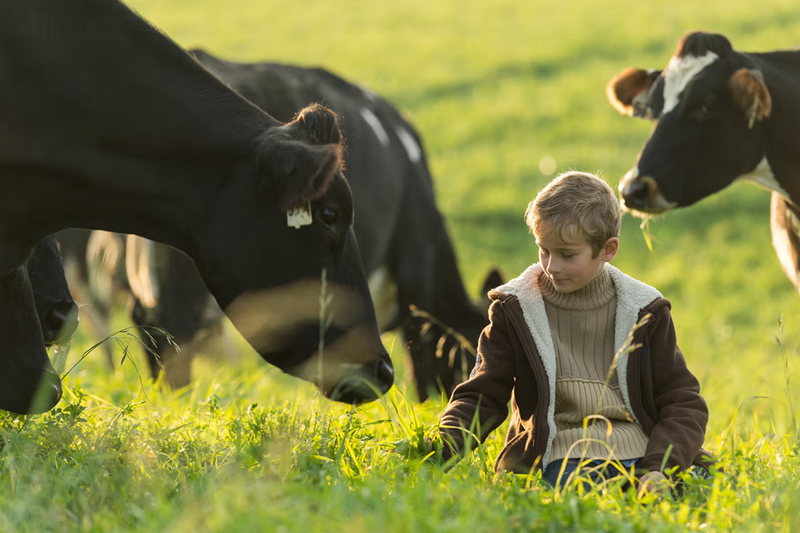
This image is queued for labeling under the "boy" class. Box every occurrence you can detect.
[433,172,709,494]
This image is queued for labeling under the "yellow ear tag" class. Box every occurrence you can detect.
[287,202,313,229]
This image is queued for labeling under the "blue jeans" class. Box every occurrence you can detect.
[543,458,640,491]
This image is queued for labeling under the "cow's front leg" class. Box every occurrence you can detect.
[770,192,800,292]
[388,238,440,402]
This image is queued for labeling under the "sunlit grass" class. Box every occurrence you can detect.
[2,325,800,531]
[6,0,800,530]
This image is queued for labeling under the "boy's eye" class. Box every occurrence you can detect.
[562,253,575,259]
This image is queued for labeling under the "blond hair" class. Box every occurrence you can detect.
[524,172,621,257]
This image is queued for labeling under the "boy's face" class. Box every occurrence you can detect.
[535,224,618,293]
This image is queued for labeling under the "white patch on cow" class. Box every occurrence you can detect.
[359,107,390,147]
[395,126,422,164]
[662,51,718,115]
[734,157,790,200]
[367,265,398,332]
[287,202,313,229]
[125,235,159,309]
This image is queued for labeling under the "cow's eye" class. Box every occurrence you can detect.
[691,104,713,122]
[317,207,339,229]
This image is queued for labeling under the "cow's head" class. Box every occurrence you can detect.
[196,104,393,404]
[28,235,80,347]
[0,264,62,414]
[607,31,772,214]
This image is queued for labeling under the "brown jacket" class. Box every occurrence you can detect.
[438,264,709,475]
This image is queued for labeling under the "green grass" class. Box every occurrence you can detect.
[7,0,800,530]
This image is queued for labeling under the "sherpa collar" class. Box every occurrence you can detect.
[489,263,662,470]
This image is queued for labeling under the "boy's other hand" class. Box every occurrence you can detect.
[637,471,670,498]
[391,438,419,458]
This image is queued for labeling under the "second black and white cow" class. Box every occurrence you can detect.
[607,31,800,292]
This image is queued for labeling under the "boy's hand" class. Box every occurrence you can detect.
[391,437,421,458]
[391,437,442,464]
[638,471,670,498]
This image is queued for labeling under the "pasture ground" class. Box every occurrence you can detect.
[5,0,800,530]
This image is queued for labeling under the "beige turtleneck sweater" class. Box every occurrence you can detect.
[539,268,649,462]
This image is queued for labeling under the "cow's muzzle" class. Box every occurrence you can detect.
[620,171,677,214]
[1,368,62,415]
[325,351,394,404]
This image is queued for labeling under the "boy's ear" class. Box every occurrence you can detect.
[601,237,619,262]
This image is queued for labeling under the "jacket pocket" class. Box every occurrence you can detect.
[494,429,533,473]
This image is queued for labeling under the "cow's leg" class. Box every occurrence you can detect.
[160,339,192,390]
[136,321,192,390]
[389,202,458,401]
[393,254,438,402]
[770,192,800,292]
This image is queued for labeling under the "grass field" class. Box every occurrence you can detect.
[5,0,800,530]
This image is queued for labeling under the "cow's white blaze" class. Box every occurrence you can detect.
[734,157,789,199]
[367,264,398,332]
[359,108,390,147]
[662,51,718,115]
[395,126,422,164]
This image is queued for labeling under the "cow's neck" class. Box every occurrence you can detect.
[0,0,277,270]
[751,51,800,204]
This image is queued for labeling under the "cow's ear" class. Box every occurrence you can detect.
[257,104,344,211]
[606,67,661,119]
[729,68,772,129]
[259,140,342,211]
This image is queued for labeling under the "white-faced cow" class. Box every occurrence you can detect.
[0,236,80,414]
[0,0,393,406]
[606,31,800,293]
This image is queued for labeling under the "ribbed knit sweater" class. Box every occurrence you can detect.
[539,268,649,462]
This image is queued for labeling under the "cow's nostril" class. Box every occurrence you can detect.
[624,179,650,209]
[42,301,79,345]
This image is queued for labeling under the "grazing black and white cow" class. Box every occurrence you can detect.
[606,31,800,292]
[0,0,393,405]
[0,235,80,414]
